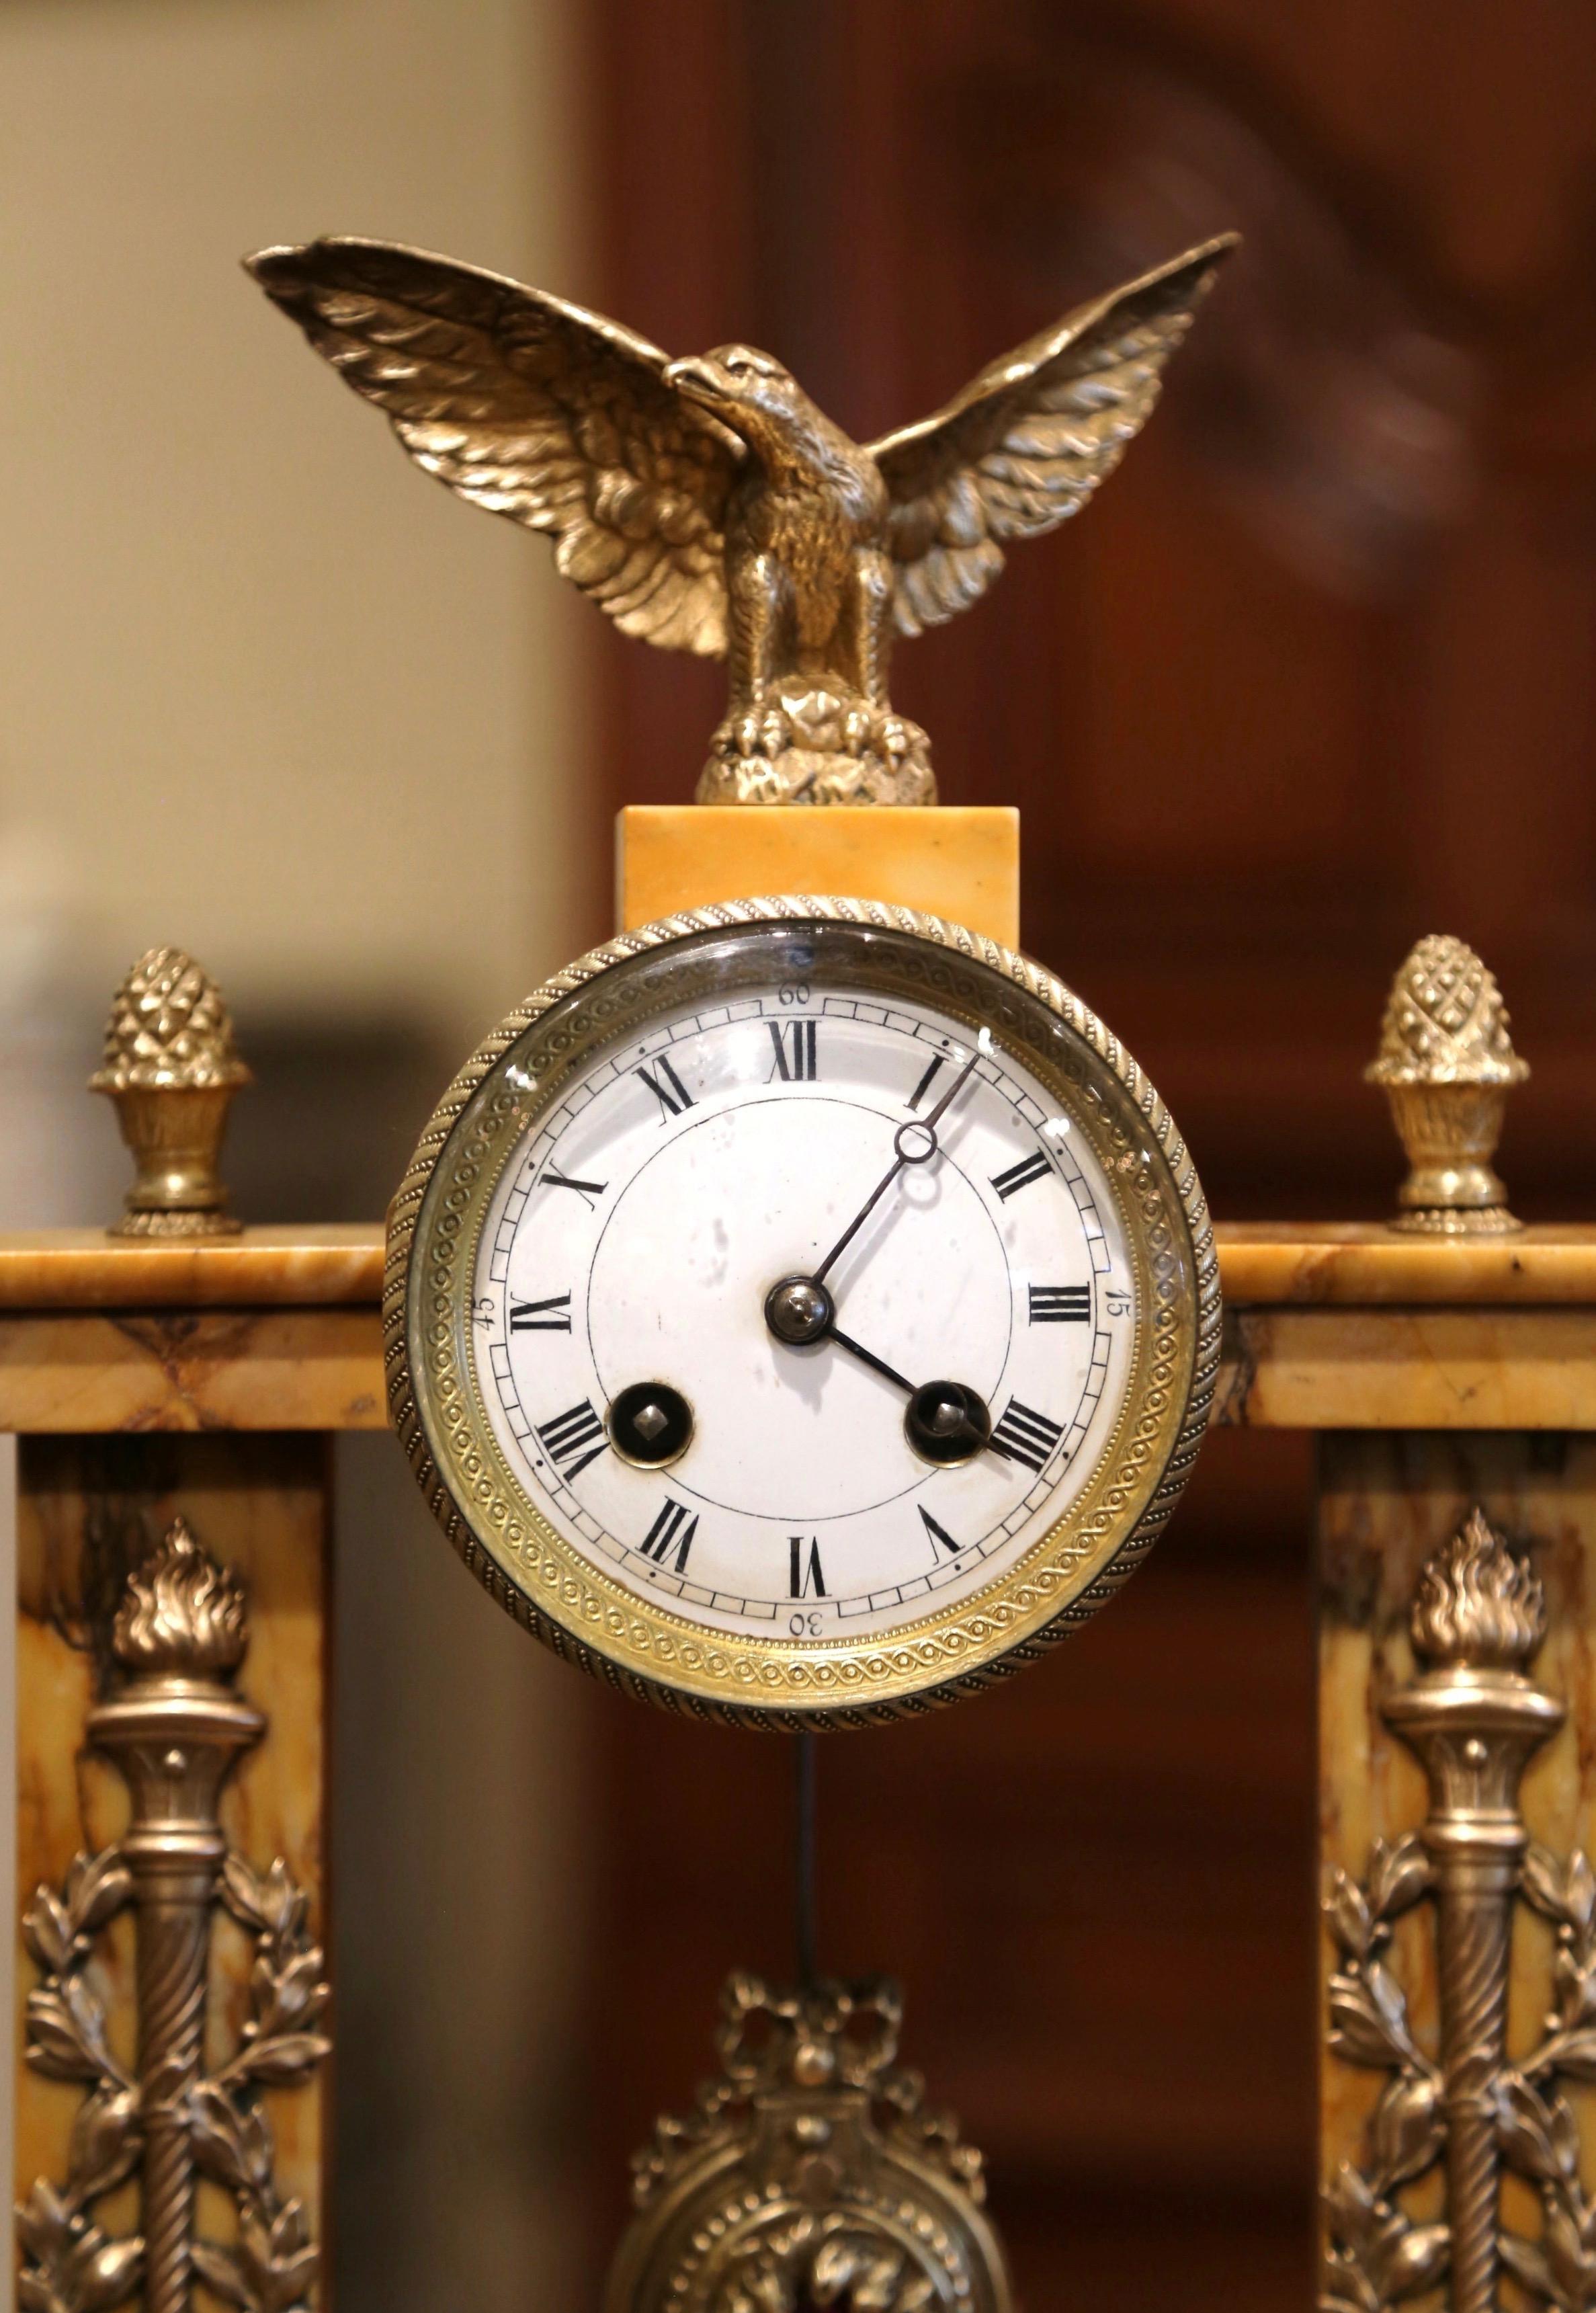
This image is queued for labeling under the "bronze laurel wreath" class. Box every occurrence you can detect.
[17,1845,328,2313]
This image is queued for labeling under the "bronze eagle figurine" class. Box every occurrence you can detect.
[247,233,1234,804]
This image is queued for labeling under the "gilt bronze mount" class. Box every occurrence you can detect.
[1322,1506,1596,2313]
[249,231,1232,805]
[91,948,250,1239]
[16,1518,327,2313]
[608,1972,1010,2313]
[1368,935,1528,1236]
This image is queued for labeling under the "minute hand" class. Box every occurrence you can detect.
[810,1040,983,1289]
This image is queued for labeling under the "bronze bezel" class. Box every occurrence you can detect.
[384,899,1220,1728]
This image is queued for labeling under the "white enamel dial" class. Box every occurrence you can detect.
[469,985,1137,1641]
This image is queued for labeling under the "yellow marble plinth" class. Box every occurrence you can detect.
[616,805,1021,948]
[15,1434,330,2277]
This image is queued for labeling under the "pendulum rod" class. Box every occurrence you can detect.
[794,1732,818,1991]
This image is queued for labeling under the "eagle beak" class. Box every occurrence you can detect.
[664,356,724,404]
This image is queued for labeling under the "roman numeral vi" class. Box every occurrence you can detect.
[790,1536,827,1597]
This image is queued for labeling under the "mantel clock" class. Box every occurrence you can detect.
[384,897,1216,1725]
[251,219,1232,2302]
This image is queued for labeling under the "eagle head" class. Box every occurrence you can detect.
[664,344,814,456]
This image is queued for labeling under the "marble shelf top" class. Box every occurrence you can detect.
[1215,1221,1596,1306]
[0,1221,1594,1311]
[0,1225,385,1308]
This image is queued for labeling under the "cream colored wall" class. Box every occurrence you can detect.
[0,0,591,1035]
[0,5,596,2308]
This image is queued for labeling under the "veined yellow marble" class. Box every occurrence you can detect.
[4,1233,1596,1434]
[15,1434,330,2275]
[0,1224,382,1309]
[8,1223,1596,1320]
[1216,1308,1596,1429]
[615,804,1021,947]
[0,1310,385,1432]
[1217,1221,1596,1306]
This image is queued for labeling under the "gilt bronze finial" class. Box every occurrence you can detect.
[247,231,1234,805]
[1366,933,1528,1235]
[91,946,251,1237]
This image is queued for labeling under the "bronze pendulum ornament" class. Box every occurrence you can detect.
[607,1973,1011,2313]
[607,1739,1010,2312]
[247,231,1233,805]
[1366,935,1528,1235]
[16,1518,328,2313]
[91,947,251,1238]
[1322,1506,1596,2313]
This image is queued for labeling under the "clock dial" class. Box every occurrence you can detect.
[474,994,1131,1639]
[390,903,1217,1723]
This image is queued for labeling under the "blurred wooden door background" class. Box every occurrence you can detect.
[579,6,1596,2305]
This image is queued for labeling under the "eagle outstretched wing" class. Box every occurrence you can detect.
[247,237,741,656]
[868,235,1236,638]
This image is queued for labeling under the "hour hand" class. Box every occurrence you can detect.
[763,1276,993,1465]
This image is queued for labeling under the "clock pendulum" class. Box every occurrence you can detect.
[251,225,1233,2304]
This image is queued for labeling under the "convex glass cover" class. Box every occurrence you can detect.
[387,902,1218,1724]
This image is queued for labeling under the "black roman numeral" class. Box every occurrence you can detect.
[636,1053,695,1118]
[919,1506,960,1557]
[540,1165,606,1201]
[767,1020,818,1082]
[990,1150,1052,1201]
[536,1398,609,1479]
[989,1398,1064,1473]
[907,1053,946,1110]
[1028,1285,1091,1324]
[639,1496,698,1572]
[789,1536,827,1597]
[509,1292,571,1332]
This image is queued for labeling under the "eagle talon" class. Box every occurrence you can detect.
[878,715,919,763]
[842,706,874,756]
